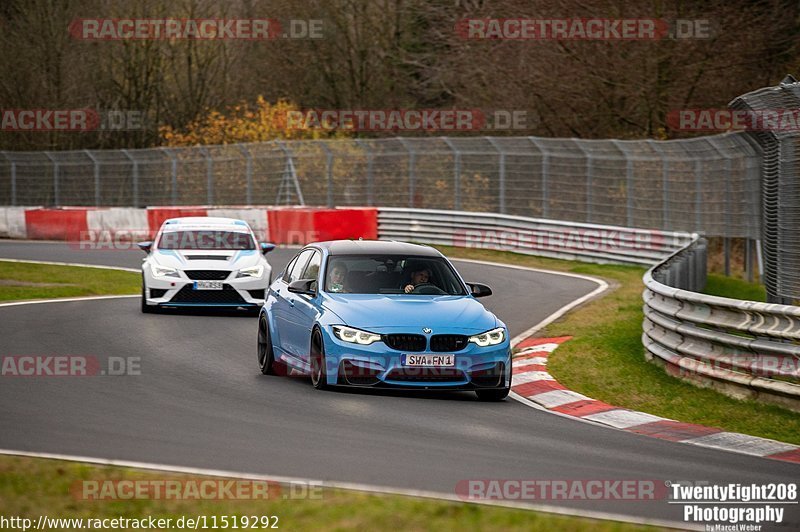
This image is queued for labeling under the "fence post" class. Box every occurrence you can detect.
[121,149,139,207]
[238,145,254,205]
[486,137,506,214]
[84,150,100,206]
[319,142,334,208]
[198,147,213,205]
[160,148,178,205]
[44,152,59,207]
[611,140,634,227]
[574,141,593,223]
[442,137,461,211]
[354,139,374,206]
[397,138,416,208]
[528,137,549,217]
[0,152,14,206]
[647,140,672,231]
[704,138,733,275]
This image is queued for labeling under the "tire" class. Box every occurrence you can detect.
[475,365,511,401]
[258,315,277,375]
[310,328,329,390]
[475,387,510,402]
[141,281,154,314]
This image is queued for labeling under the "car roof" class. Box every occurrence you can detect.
[160,217,251,232]
[313,240,442,257]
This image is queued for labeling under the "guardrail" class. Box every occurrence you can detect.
[378,208,694,266]
[378,207,800,411]
[643,237,800,412]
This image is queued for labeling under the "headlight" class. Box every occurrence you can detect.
[332,325,382,345]
[468,327,506,347]
[151,263,180,278]
[236,265,264,278]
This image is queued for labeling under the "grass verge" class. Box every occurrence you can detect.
[0,456,656,531]
[703,273,767,302]
[438,245,800,445]
[0,260,139,301]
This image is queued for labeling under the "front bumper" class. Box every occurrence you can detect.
[143,272,268,309]
[321,327,512,390]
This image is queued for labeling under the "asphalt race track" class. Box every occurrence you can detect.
[1,240,798,528]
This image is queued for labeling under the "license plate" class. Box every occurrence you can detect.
[402,354,455,367]
[193,281,223,290]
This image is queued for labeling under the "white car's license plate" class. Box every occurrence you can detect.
[402,354,455,367]
[193,281,223,290]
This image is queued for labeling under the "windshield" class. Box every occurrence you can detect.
[157,230,255,250]
[324,255,467,295]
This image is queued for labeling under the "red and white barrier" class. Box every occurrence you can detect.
[0,206,378,245]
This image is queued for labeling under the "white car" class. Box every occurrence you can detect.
[138,217,275,314]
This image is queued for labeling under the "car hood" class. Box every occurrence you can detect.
[151,249,264,270]
[322,294,498,333]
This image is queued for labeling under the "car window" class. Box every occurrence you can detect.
[284,249,314,284]
[301,251,321,281]
[323,255,467,295]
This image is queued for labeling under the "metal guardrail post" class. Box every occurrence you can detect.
[160,148,179,205]
[0,152,14,206]
[44,152,59,207]
[121,149,139,207]
[442,137,461,211]
[611,140,634,227]
[574,141,593,223]
[647,140,670,230]
[238,145,254,205]
[319,142,334,208]
[485,137,506,214]
[528,137,549,217]
[704,138,733,275]
[199,147,213,205]
[694,158,703,231]
[397,138,416,208]
[354,139,374,206]
[84,150,100,206]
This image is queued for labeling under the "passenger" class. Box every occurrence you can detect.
[403,267,432,293]
[327,263,348,293]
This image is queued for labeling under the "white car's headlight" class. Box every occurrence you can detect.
[332,325,382,345]
[468,327,506,347]
[151,263,180,278]
[236,265,264,278]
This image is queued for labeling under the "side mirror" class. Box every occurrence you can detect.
[137,241,153,253]
[288,278,317,296]
[260,242,276,255]
[467,282,492,298]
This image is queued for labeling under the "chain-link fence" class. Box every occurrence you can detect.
[731,76,800,304]
[0,133,761,241]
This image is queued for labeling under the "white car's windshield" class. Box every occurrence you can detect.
[325,255,467,295]
[157,230,255,250]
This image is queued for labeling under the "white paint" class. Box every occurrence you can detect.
[511,371,555,385]
[208,208,270,241]
[86,208,149,233]
[582,409,667,429]
[529,389,591,408]
[684,432,797,457]
[512,356,548,369]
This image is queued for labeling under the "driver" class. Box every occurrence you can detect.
[327,263,348,293]
[403,267,432,293]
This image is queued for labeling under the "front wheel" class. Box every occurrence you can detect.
[257,315,277,375]
[141,281,154,314]
[310,329,329,390]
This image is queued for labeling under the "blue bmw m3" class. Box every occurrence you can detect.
[257,240,512,401]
